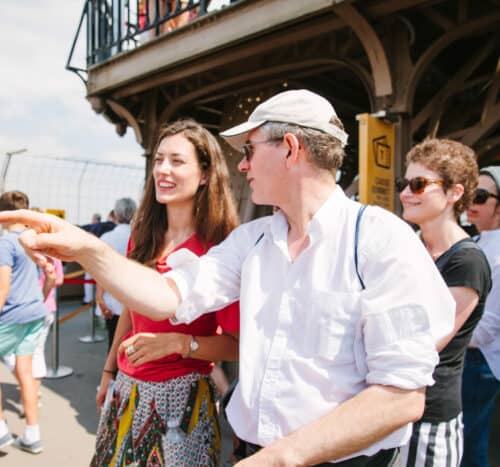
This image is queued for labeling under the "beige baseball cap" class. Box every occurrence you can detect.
[220,89,349,150]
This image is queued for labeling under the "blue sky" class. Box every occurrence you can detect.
[0,1,144,167]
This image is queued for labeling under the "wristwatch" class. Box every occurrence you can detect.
[183,336,199,358]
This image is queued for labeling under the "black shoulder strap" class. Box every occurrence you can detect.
[355,205,368,290]
[434,239,479,271]
[254,232,264,246]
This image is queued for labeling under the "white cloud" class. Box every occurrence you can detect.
[0,0,143,167]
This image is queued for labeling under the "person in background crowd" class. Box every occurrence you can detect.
[81,213,117,305]
[106,210,117,223]
[3,250,64,406]
[95,198,137,351]
[397,139,491,467]
[0,90,456,467]
[0,191,53,455]
[4,208,64,383]
[461,166,500,467]
[91,119,240,466]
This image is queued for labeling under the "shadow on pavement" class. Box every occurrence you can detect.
[42,299,107,435]
[1,382,23,418]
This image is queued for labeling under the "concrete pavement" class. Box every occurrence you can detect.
[0,299,105,466]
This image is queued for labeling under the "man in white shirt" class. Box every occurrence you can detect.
[0,90,455,466]
[463,166,500,467]
[95,197,136,351]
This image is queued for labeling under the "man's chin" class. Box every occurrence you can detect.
[250,193,268,206]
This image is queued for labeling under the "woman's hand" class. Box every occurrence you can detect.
[96,371,115,414]
[118,332,189,366]
[95,284,113,319]
[41,258,57,299]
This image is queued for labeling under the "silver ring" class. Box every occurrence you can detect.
[125,344,136,356]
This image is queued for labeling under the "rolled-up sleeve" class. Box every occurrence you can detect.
[359,209,455,389]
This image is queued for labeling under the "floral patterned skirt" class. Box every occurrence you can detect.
[91,371,220,466]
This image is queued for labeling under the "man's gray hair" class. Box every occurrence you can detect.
[259,120,345,173]
[114,197,137,224]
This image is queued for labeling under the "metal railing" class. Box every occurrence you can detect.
[66,0,221,83]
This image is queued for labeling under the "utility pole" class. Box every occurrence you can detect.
[1,148,27,194]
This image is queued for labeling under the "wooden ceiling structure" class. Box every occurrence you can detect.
[71,0,500,216]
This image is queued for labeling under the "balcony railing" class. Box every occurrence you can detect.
[66,0,237,83]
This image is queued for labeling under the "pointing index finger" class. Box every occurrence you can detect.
[0,209,61,233]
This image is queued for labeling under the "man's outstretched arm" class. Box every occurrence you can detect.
[0,210,180,320]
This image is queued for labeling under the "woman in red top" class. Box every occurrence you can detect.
[92,120,240,466]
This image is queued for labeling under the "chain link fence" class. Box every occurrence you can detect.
[0,152,145,225]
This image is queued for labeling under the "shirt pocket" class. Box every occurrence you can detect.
[309,290,361,364]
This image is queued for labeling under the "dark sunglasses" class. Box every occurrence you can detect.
[472,188,500,205]
[241,138,282,162]
[395,177,445,194]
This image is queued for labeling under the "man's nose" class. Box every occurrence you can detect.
[237,157,249,173]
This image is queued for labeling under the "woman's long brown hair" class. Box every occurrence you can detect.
[129,119,239,265]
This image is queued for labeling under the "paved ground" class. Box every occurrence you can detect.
[0,299,499,466]
[0,299,105,466]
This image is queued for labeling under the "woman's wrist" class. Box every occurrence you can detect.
[180,334,191,356]
[181,335,199,358]
[103,368,117,376]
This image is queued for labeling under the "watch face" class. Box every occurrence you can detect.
[190,337,199,353]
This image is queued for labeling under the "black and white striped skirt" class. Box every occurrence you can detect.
[400,413,463,467]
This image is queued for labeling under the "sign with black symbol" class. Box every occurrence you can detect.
[357,114,395,212]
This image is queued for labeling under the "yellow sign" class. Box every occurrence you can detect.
[45,209,65,219]
[357,113,395,212]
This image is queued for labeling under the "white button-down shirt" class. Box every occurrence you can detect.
[167,187,454,459]
[470,229,500,379]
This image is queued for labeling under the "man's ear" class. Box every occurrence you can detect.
[283,133,301,165]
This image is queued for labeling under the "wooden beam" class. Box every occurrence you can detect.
[457,0,469,24]
[364,0,442,17]
[462,102,500,146]
[403,11,500,113]
[476,135,500,157]
[334,3,393,96]
[481,62,500,124]
[194,105,224,116]
[387,18,415,113]
[157,58,374,123]
[411,38,497,135]
[420,6,455,31]
[106,99,143,144]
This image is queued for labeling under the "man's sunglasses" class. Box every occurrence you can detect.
[395,177,445,194]
[241,138,282,162]
[472,188,500,205]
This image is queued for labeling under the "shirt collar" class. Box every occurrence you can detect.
[478,228,500,242]
[269,209,289,243]
[308,185,347,241]
[268,185,348,244]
